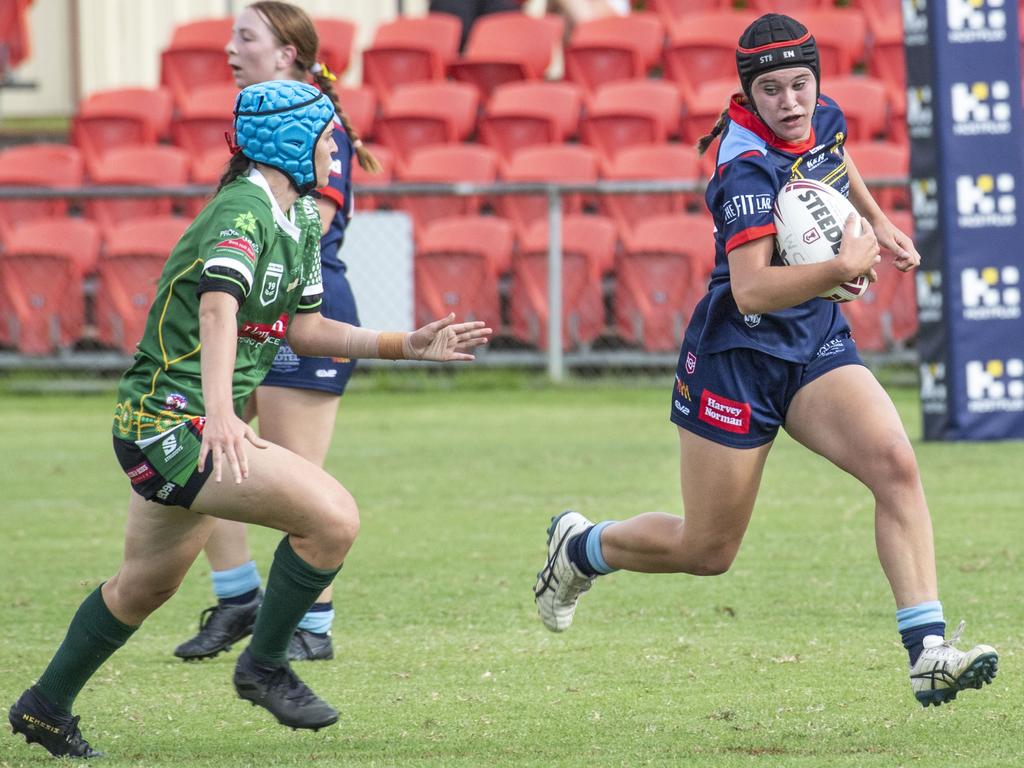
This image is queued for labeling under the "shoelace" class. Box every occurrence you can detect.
[196,605,220,631]
[944,620,966,648]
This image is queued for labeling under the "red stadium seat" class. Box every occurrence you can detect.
[396,144,499,231]
[161,18,235,109]
[614,212,714,352]
[375,81,480,166]
[601,144,702,242]
[0,143,84,241]
[335,84,377,140]
[663,12,755,107]
[362,13,462,100]
[351,143,394,210]
[84,145,190,236]
[509,214,617,350]
[824,76,889,142]
[447,12,564,99]
[190,146,230,185]
[846,140,909,212]
[840,211,918,352]
[679,78,740,146]
[868,15,906,102]
[747,0,834,12]
[415,215,514,328]
[477,81,583,161]
[564,13,666,96]
[95,216,191,354]
[72,87,174,178]
[853,0,902,37]
[647,0,733,29]
[0,0,32,76]
[0,217,101,355]
[313,17,356,76]
[580,79,681,162]
[171,83,237,156]
[495,144,600,237]
[796,9,868,77]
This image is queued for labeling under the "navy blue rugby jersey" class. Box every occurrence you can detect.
[687,94,853,364]
[315,122,354,267]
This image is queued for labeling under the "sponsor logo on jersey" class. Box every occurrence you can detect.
[961,266,1021,320]
[920,361,947,415]
[956,173,1016,228]
[330,158,342,176]
[260,262,285,306]
[126,461,155,485]
[164,393,188,411]
[214,237,258,265]
[239,313,288,344]
[219,229,241,238]
[744,313,762,328]
[699,390,751,434]
[966,358,1024,412]
[155,482,176,501]
[675,375,691,402]
[816,337,846,358]
[951,81,1012,136]
[234,211,258,236]
[315,369,338,378]
[722,193,773,226]
[947,0,1006,44]
[162,432,183,461]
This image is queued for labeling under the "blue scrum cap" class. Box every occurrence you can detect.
[233,80,335,195]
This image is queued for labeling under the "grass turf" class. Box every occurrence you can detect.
[0,381,1020,767]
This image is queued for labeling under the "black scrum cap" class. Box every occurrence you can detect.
[736,14,819,102]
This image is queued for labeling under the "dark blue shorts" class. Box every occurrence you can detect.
[669,332,866,448]
[262,262,359,396]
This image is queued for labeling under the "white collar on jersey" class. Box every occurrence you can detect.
[244,167,301,243]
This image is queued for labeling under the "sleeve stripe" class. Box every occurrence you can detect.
[725,224,776,253]
[205,256,253,291]
[301,281,323,297]
[205,272,248,294]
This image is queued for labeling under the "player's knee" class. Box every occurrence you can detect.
[689,550,736,576]
[312,481,360,556]
[108,572,181,617]
[871,432,921,490]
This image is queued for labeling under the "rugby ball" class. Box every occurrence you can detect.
[773,178,869,303]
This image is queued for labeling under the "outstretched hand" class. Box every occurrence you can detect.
[872,217,921,272]
[405,313,492,361]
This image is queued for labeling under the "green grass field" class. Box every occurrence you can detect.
[1,376,1021,767]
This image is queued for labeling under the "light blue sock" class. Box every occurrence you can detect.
[297,603,334,635]
[211,560,261,600]
[895,600,944,632]
[586,521,618,575]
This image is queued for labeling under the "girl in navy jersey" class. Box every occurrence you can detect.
[173,1,381,665]
[534,13,997,708]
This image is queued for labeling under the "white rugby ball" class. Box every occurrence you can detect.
[773,178,869,303]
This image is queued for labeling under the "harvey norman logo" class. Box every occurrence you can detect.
[966,358,1024,412]
[961,265,1021,320]
[947,0,1007,43]
[916,270,942,323]
[907,86,932,140]
[903,0,928,46]
[951,81,1012,136]
[920,361,947,415]
[956,173,1016,228]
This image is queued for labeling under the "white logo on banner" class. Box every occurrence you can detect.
[966,358,1024,412]
[961,266,1021,320]
[951,81,1012,135]
[947,0,1007,43]
[956,173,1016,228]
[903,0,929,46]
[920,361,947,415]
[907,86,933,139]
[911,177,939,232]
[916,270,943,324]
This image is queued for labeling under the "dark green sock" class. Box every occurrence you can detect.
[35,586,138,714]
[248,537,340,666]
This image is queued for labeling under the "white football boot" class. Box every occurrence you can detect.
[909,620,998,707]
[534,510,596,632]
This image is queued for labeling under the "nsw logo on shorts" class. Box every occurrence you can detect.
[699,390,751,434]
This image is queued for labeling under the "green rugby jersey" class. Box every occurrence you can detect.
[113,170,323,442]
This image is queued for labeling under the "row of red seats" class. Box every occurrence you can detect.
[0,0,32,77]
[70,71,908,184]
[0,203,916,358]
[0,139,910,246]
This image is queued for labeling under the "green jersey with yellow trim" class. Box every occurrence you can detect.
[113,169,323,442]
